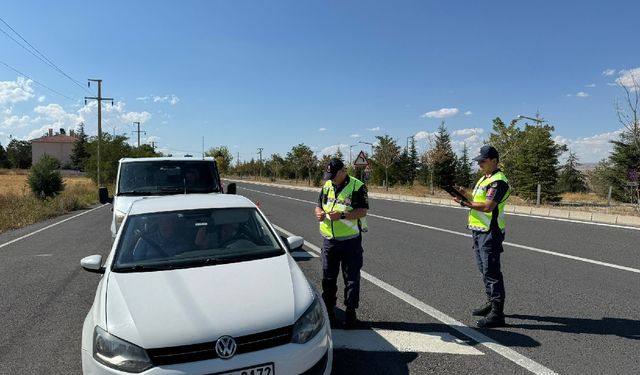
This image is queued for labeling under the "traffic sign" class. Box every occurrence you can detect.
[353,150,369,167]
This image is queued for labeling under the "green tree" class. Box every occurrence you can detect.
[599,131,640,203]
[511,124,567,202]
[206,146,233,175]
[70,123,90,171]
[28,154,64,198]
[286,144,315,181]
[0,142,9,168]
[373,134,401,190]
[558,151,587,193]
[130,144,161,158]
[455,143,473,188]
[488,117,522,184]
[6,139,32,169]
[429,122,456,187]
[85,134,132,183]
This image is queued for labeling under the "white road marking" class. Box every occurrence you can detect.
[0,205,107,250]
[246,187,640,274]
[234,179,640,231]
[35,254,53,257]
[332,329,483,355]
[298,239,557,375]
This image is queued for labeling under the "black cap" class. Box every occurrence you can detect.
[473,145,499,161]
[323,158,344,180]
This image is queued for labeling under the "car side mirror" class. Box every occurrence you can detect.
[81,255,105,274]
[226,183,237,195]
[98,186,112,204]
[286,236,304,251]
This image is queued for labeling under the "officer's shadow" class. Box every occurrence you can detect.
[329,318,541,375]
[505,314,640,340]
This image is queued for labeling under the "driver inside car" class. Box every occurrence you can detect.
[132,215,190,261]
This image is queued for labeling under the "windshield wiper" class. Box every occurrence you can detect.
[118,190,156,196]
[113,264,173,272]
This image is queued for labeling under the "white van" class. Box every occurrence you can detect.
[99,157,235,237]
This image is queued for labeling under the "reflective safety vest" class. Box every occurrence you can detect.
[468,171,511,232]
[320,177,368,240]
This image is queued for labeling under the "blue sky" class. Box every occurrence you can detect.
[1,0,639,163]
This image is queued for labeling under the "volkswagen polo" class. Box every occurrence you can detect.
[81,194,332,374]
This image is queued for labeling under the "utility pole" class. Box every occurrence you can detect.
[151,141,157,150]
[237,152,240,167]
[132,121,145,147]
[85,79,113,186]
[257,147,263,179]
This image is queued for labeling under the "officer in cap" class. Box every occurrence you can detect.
[314,158,369,328]
[454,145,511,328]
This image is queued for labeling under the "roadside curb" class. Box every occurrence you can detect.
[227,179,640,228]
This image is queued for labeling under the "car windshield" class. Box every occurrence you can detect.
[117,160,220,195]
[112,207,284,272]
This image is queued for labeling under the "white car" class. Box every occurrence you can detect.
[81,194,332,375]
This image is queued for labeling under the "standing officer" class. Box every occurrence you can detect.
[454,145,511,328]
[314,158,369,328]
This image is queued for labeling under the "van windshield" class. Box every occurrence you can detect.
[117,160,220,195]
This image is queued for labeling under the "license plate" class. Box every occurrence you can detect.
[211,363,275,375]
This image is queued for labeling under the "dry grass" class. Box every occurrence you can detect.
[0,171,99,233]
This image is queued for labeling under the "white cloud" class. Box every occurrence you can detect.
[38,96,46,102]
[554,129,622,162]
[414,130,435,141]
[137,94,180,105]
[452,128,484,137]
[366,126,381,131]
[1,115,31,129]
[602,69,616,76]
[452,135,484,156]
[120,111,152,124]
[350,134,360,138]
[464,111,472,116]
[616,68,640,90]
[576,91,590,98]
[321,143,349,156]
[585,83,596,88]
[0,77,34,105]
[318,127,327,132]
[421,107,459,119]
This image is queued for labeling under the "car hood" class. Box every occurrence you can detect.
[105,254,313,349]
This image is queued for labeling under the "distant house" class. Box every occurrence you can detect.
[31,128,77,166]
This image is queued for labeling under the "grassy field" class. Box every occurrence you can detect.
[0,169,99,233]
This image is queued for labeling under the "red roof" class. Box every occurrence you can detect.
[31,134,77,143]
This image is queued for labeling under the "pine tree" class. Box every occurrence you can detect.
[429,122,456,187]
[558,151,587,193]
[455,144,473,188]
[511,124,567,202]
[70,123,90,171]
[0,142,9,168]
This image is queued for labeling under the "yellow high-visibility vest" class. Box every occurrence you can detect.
[320,177,368,240]
[468,171,510,232]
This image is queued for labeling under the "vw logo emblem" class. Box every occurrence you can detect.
[215,335,237,359]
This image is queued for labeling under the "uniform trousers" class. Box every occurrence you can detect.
[321,235,363,309]
[472,228,505,302]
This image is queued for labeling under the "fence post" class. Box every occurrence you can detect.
[607,186,612,206]
[536,183,541,206]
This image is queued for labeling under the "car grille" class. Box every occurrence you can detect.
[146,326,293,366]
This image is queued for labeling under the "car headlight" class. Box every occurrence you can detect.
[114,210,126,231]
[291,295,325,344]
[93,326,152,373]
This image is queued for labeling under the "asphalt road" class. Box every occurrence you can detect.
[0,183,638,374]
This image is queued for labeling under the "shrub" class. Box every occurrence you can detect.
[28,155,64,198]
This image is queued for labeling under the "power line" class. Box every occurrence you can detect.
[0,17,90,94]
[0,59,76,101]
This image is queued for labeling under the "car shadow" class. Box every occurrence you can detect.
[506,314,640,340]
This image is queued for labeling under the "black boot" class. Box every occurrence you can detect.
[476,301,505,328]
[472,300,492,316]
[344,307,358,329]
